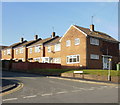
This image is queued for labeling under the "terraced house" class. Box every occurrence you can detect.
[27,33,59,62]
[1,24,119,69]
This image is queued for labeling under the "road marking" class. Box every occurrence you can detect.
[3,98,18,102]
[56,91,68,94]
[1,82,24,96]
[23,95,37,98]
[71,90,82,92]
[41,93,53,96]
[88,88,94,90]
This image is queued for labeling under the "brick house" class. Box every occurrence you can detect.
[0,46,8,60]
[60,24,119,69]
[1,39,27,60]
[44,37,61,63]
[13,36,41,62]
[1,24,119,70]
[27,33,59,62]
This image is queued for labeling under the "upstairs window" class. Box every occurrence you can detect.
[90,54,99,60]
[30,48,32,54]
[90,38,99,46]
[75,38,80,45]
[54,44,61,52]
[19,48,24,53]
[35,46,40,53]
[7,49,11,55]
[66,40,71,47]
[16,49,18,54]
[4,50,6,55]
[48,46,51,52]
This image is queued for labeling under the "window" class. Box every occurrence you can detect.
[19,48,23,53]
[48,46,51,52]
[16,49,18,54]
[42,57,52,63]
[66,40,71,47]
[75,38,80,45]
[90,54,99,60]
[30,48,32,54]
[35,46,40,53]
[66,55,80,64]
[34,57,40,62]
[90,38,99,45]
[53,58,61,64]
[4,50,6,55]
[54,44,61,51]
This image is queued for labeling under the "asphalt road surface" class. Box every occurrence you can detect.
[2,71,119,103]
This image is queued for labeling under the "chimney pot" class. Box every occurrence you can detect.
[20,37,24,43]
[52,32,55,38]
[34,35,38,40]
[90,24,94,31]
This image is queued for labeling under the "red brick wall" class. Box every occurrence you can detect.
[12,62,61,71]
[61,26,87,68]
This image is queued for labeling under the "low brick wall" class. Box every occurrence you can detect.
[61,73,120,83]
[12,62,61,71]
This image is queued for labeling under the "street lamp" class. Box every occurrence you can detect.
[108,58,111,81]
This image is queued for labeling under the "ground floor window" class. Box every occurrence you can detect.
[34,57,40,62]
[66,55,80,64]
[42,57,53,63]
[53,58,61,64]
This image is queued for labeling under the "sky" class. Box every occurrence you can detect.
[2,2,118,46]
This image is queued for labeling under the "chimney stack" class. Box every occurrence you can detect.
[90,24,94,31]
[52,32,55,38]
[20,37,24,43]
[34,35,38,40]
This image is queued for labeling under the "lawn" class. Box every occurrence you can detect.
[33,68,120,76]
[65,69,120,76]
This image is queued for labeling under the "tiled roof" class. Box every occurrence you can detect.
[74,25,119,42]
[2,41,27,50]
[28,36,59,47]
[44,37,61,46]
[14,38,42,48]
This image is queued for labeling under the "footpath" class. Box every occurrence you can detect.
[0,79,21,96]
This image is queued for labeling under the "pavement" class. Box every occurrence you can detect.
[1,79,23,96]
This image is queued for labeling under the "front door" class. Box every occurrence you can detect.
[103,56,112,70]
[103,57,109,69]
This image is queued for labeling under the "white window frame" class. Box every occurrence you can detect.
[35,46,40,53]
[90,38,99,46]
[29,48,32,54]
[48,46,51,52]
[53,58,61,64]
[16,49,18,54]
[75,38,80,45]
[34,57,40,62]
[7,49,11,55]
[4,50,6,55]
[90,54,99,60]
[19,47,24,54]
[66,54,80,64]
[54,44,61,52]
[66,40,71,47]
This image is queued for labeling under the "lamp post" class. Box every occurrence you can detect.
[108,58,111,81]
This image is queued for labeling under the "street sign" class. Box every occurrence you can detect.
[74,71,83,74]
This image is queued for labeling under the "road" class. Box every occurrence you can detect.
[2,71,119,103]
